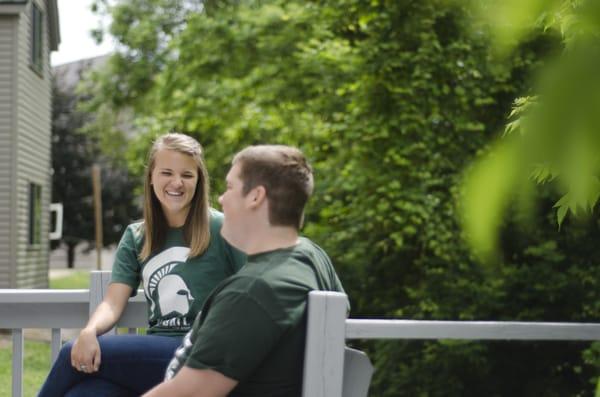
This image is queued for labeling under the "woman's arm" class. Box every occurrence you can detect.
[84,282,133,334]
[70,282,133,373]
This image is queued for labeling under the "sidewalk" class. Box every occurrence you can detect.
[49,242,116,273]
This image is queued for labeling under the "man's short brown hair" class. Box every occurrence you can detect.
[232,145,314,229]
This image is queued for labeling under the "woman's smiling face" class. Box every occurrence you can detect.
[151,148,199,227]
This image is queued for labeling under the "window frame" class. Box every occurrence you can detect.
[30,2,43,75]
[28,182,42,246]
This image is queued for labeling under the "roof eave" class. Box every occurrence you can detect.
[0,1,60,50]
[0,1,27,15]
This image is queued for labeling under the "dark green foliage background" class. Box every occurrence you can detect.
[86,0,600,395]
[52,80,140,268]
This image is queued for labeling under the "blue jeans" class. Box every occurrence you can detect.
[38,334,183,397]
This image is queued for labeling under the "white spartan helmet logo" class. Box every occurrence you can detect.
[143,247,194,318]
[156,273,193,316]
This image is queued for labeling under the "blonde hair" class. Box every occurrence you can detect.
[140,133,211,261]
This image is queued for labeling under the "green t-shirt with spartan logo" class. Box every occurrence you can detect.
[110,209,246,336]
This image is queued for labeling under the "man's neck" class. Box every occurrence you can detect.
[243,226,299,255]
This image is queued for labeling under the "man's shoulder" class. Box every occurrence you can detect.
[292,237,333,267]
[294,237,344,293]
[215,268,289,306]
[296,237,329,255]
[220,271,269,294]
[235,249,313,294]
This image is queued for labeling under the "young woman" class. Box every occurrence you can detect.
[38,133,245,397]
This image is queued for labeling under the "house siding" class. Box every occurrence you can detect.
[14,0,52,288]
[0,15,17,288]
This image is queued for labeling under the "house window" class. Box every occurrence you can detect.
[28,183,42,245]
[31,3,43,74]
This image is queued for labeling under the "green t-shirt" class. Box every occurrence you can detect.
[110,209,246,336]
[166,237,345,397]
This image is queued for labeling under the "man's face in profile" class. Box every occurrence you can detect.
[218,163,248,250]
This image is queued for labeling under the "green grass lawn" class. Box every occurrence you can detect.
[0,270,91,396]
[0,339,51,397]
[49,270,90,289]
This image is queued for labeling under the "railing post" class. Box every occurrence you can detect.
[302,291,348,397]
[89,270,116,334]
[12,328,23,397]
[51,328,62,364]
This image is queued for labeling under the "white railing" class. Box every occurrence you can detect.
[0,272,147,397]
[302,292,600,397]
[0,289,89,397]
[1,276,600,397]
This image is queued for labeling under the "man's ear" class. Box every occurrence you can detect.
[248,185,267,209]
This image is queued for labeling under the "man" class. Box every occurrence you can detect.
[144,145,345,397]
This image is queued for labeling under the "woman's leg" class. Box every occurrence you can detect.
[85,334,184,394]
[37,340,84,397]
[38,334,183,397]
[65,378,135,397]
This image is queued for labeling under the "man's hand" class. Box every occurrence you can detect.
[143,366,238,397]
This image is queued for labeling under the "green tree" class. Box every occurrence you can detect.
[52,81,96,267]
[51,76,140,268]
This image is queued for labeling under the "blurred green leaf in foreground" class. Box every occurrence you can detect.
[461,0,600,260]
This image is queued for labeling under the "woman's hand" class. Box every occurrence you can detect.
[69,283,132,374]
[71,327,101,373]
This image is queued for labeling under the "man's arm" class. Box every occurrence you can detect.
[142,366,238,397]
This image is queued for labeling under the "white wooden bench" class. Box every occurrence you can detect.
[3,270,600,396]
[89,271,375,397]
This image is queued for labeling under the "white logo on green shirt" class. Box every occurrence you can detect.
[142,247,194,323]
